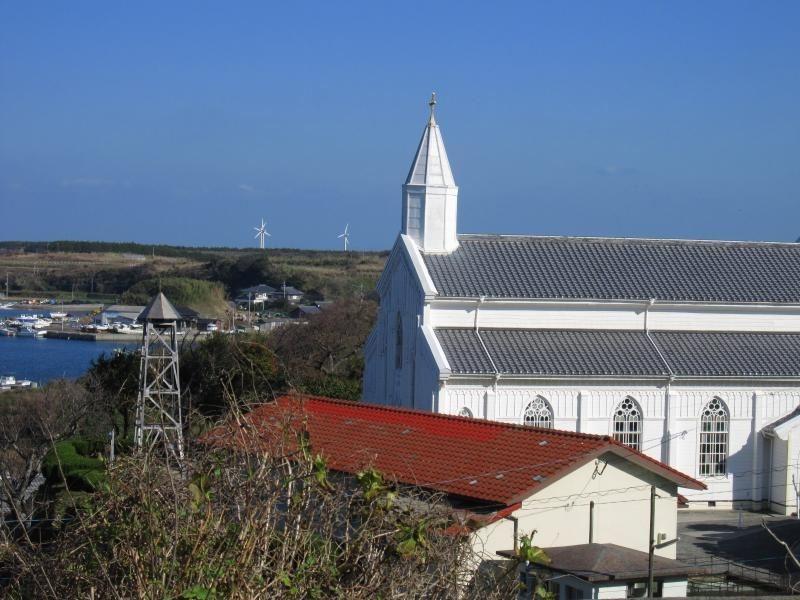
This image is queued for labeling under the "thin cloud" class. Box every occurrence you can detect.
[599,165,638,177]
[61,177,115,188]
[238,183,256,193]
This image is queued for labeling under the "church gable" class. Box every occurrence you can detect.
[423,234,800,303]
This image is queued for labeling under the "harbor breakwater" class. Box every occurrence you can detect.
[45,330,139,342]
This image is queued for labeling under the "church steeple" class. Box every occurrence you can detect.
[402,93,459,253]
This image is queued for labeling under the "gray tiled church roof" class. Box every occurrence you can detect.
[651,331,800,377]
[436,328,800,378]
[422,235,800,303]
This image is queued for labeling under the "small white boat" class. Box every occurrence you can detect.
[0,375,34,390]
[18,315,51,329]
[0,327,15,337]
[17,327,46,338]
[49,311,68,319]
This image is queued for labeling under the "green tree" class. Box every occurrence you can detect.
[181,332,282,415]
[84,349,140,440]
[266,298,377,400]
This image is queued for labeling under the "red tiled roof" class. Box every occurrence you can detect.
[205,394,704,506]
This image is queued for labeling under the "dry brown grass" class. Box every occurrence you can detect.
[0,251,201,275]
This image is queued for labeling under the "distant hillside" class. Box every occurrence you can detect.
[122,277,229,316]
[0,241,388,306]
[0,240,240,261]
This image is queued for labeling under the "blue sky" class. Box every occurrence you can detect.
[1,1,798,250]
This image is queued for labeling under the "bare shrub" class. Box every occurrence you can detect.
[0,381,96,531]
[4,410,520,599]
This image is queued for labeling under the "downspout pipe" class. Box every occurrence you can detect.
[645,298,676,463]
[473,295,486,332]
[474,296,501,390]
[644,298,675,380]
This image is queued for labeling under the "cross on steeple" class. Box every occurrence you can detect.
[428,92,437,122]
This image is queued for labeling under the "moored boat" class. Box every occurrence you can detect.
[0,375,35,391]
[17,327,46,338]
[17,315,52,329]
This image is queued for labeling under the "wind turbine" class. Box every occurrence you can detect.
[338,224,350,251]
[254,219,271,249]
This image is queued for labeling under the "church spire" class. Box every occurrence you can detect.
[405,92,456,188]
[401,94,459,253]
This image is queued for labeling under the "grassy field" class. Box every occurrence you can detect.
[0,242,388,313]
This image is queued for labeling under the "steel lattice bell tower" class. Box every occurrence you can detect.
[134,292,184,461]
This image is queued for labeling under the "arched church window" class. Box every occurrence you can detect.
[523,396,554,429]
[394,313,403,370]
[458,407,473,418]
[612,397,643,450]
[699,398,729,477]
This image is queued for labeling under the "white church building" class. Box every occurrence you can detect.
[363,95,800,512]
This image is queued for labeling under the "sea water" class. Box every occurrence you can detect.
[0,336,138,384]
[0,308,137,384]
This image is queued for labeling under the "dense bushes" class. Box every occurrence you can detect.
[42,440,106,491]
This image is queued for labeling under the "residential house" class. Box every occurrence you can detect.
[237,284,276,306]
[289,305,321,319]
[206,394,704,597]
[271,284,304,303]
[501,543,698,599]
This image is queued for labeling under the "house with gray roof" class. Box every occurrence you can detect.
[237,284,276,305]
[363,96,800,514]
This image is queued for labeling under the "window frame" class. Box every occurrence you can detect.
[612,396,643,450]
[523,396,554,429]
[698,397,729,478]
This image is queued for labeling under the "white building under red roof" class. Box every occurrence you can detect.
[207,394,704,597]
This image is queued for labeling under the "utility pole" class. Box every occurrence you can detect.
[647,485,656,597]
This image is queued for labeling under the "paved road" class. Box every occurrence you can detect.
[678,510,800,575]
